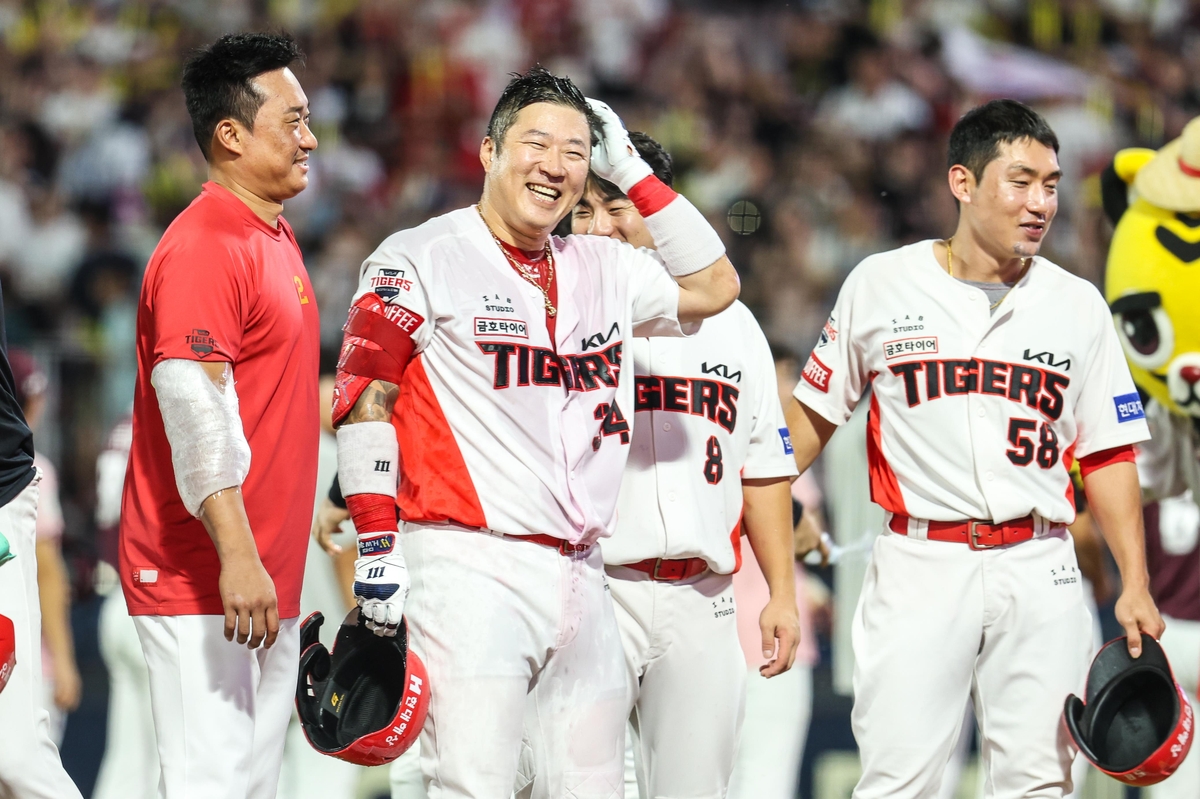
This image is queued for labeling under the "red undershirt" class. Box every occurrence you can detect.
[497,238,558,344]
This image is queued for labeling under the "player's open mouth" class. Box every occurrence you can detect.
[527,183,561,205]
[1020,222,1045,238]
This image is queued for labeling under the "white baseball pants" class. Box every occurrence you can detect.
[402,523,627,799]
[0,475,84,799]
[133,613,299,799]
[1149,615,1200,799]
[607,567,746,799]
[92,589,159,799]
[851,527,1092,799]
[726,663,813,799]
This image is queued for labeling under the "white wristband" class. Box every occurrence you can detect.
[337,422,399,497]
[643,194,727,277]
[151,360,251,517]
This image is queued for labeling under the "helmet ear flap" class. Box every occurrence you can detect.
[1064,693,1100,765]
[296,636,332,732]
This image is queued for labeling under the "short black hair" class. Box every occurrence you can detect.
[947,99,1059,182]
[487,65,598,152]
[182,32,303,161]
[587,130,674,201]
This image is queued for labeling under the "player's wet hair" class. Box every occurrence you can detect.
[182,32,303,161]
[487,65,598,152]
[947,99,1059,182]
[586,131,675,201]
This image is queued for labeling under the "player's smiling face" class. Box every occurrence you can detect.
[572,185,655,250]
[480,102,591,246]
[964,138,1061,258]
[233,67,317,203]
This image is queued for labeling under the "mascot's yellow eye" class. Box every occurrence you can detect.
[1112,291,1175,371]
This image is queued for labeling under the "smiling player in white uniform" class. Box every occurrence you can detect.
[332,68,740,799]
[560,132,801,799]
[786,100,1164,798]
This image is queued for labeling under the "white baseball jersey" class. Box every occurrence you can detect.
[603,301,798,573]
[355,207,689,546]
[794,240,1150,525]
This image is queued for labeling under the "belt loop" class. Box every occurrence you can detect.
[909,516,928,541]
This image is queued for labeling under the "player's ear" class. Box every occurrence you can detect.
[947,163,974,205]
[213,118,247,158]
[480,136,495,172]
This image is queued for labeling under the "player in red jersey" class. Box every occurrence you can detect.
[118,32,320,799]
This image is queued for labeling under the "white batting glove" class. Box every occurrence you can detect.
[586,98,653,192]
[352,532,409,637]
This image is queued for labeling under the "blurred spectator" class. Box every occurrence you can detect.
[10,348,81,745]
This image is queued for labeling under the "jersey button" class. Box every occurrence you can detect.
[663,422,672,431]
[976,407,985,418]
[986,471,995,481]
[968,294,978,301]
[668,492,677,502]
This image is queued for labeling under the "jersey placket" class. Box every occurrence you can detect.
[965,280,1025,521]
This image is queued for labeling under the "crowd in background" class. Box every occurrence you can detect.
[3,0,1199,793]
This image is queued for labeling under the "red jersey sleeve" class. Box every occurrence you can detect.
[149,237,252,366]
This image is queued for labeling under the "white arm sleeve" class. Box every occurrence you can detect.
[151,359,251,517]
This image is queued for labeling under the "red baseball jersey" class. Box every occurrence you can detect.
[120,182,320,618]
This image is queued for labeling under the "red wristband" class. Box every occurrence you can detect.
[1078,444,1137,479]
[626,175,678,217]
[345,493,398,534]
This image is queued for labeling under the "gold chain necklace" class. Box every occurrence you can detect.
[946,237,1030,311]
[475,205,556,317]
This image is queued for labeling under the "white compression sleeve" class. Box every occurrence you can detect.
[643,194,727,278]
[336,422,400,497]
[151,359,252,516]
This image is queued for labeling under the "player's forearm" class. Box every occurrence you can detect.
[742,477,798,601]
[35,538,76,664]
[199,487,262,567]
[675,256,741,324]
[785,398,836,476]
[342,379,399,425]
[1082,461,1150,591]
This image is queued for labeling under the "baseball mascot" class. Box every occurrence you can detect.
[1100,117,1200,795]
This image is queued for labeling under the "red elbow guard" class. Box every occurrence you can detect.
[331,293,425,427]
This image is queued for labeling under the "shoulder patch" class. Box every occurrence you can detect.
[801,353,832,393]
[779,427,794,455]
[1114,392,1146,423]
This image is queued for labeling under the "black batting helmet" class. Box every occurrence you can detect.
[296,609,429,766]
[1063,635,1193,786]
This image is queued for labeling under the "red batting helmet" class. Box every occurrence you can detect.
[0,614,14,695]
[1063,635,1194,786]
[296,609,429,766]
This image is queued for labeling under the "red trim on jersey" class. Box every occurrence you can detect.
[1078,444,1136,478]
[1062,440,1078,514]
[866,392,908,515]
[497,239,558,343]
[345,493,398,534]
[729,514,744,573]
[394,356,487,529]
[626,175,679,217]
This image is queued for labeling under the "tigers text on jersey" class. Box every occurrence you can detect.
[794,240,1150,525]
[356,207,690,547]
[603,301,797,573]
